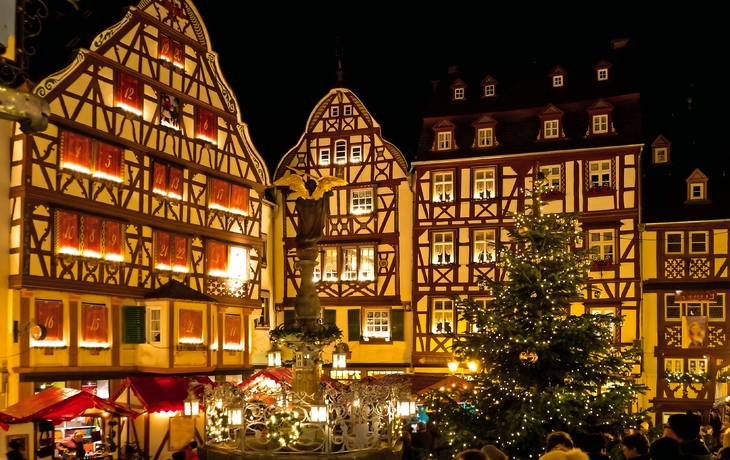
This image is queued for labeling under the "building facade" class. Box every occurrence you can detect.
[273,86,413,379]
[5,0,271,403]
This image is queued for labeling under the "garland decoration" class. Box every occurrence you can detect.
[664,371,710,384]
[269,321,342,346]
[266,411,302,447]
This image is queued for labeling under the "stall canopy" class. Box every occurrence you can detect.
[0,387,139,424]
[372,373,472,398]
[112,376,213,413]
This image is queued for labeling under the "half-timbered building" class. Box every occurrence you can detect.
[411,42,646,395]
[273,85,412,380]
[6,0,270,404]
[641,100,730,422]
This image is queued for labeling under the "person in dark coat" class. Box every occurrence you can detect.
[411,422,432,459]
[663,411,713,460]
[580,433,609,460]
[649,437,682,460]
[621,433,650,460]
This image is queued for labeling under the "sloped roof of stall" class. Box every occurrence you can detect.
[144,279,217,302]
[372,374,472,397]
[0,387,138,424]
[239,368,293,392]
[112,375,213,413]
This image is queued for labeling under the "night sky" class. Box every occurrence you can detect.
[28,1,719,176]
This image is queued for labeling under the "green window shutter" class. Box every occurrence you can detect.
[391,309,404,341]
[284,309,295,324]
[347,309,360,341]
[122,306,146,344]
[323,309,336,325]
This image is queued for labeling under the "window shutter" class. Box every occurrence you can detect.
[391,309,404,341]
[122,306,145,344]
[284,309,295,324]
[324,309,336,324]
[348,309,360,341]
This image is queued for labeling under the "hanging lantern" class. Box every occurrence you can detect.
[447,361,459,373]
[268,345,282,367]
[519,350,538,364]
[332,344,347,369]
[311,403,327,422]
[467,361,478,372]
[183,390,200,417]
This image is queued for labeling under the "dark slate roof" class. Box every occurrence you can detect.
[144,279,217,302]
[415,44,642,162]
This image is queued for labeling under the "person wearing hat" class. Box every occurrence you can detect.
[620,433,650,460]
[663,411,713,460]
[649,437,682,460]
[481,444,507,460]
[579,433,609,460]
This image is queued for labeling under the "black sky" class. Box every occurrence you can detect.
[29,1,720,176]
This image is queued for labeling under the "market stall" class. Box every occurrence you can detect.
[0,387,139,460]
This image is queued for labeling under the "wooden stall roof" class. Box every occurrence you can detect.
[112,376,213,413]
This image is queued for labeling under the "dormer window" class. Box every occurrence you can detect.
[451,78,467,101]
[597,69,608,80]
[484,85,495,96]
[686,169,709,202]
[549,66,567,88]
[331,107,339,117]
[652,135,672,164]
[587,99,614,136]
[593,59,612,81]
[472,115,497,148]
[481,75,498,98]
[432,120,456,151]
[538,104,564,141]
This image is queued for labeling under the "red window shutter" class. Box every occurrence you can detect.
[179,309,202,342]
[96,142,122,181]
[36,300,63,341]
[224,314,241,347]
[159,34,172,62]
[172,41,184,68]
[116,74,140,114]
[210,178,230,209]
[197,108,216,143]
[173,236,188,270]
[208,241,228,274]
[168,166,183,199]
[81,304,108,344]
[64,131,92,172]
[83,217,102,256]
[230,185,248,215]
[105,221,122,260]
[153,163,168,194]
[58,211,80,253]
[156,232,172,268]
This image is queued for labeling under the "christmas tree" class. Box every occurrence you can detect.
[425,176,648,459]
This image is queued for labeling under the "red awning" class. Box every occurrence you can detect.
[0,387,139,424]
[113,376,213,413]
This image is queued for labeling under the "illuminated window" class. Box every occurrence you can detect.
[688,358,707,374]
[432,232,454,264]
[477,128,493,147]
[590,306,615,341]
[208,241,249,281]
[323,247,375,282]
[544,120,559,138]
[454,88,464,99]
[315,248,338,282]
[351,145,362,163]
[593,114,608,134]
[666,233,683,253]
[664,358,683,374]
[589,161,611,188]
[342,248,358,281]
[148,307,162,344]
[363,308,390,341]
[154,232,189,273]
[540,165,561,191]
[654,147,668,163]
[152,162,184,200]
[553,75,563,87]
[484,85,495,97]
[689,183,705,201]
[437,132,452,150]
[433,171,454,202]
[55,211,124,262]
[334,140,347,164]
[432,299,454,333]
[209,178,249,216]
[597,68,608,80]
[473,168,495,199]
[473,229,496,263]
[689,232,708,254]
[319,148,330,165]
[589,230,614,262]
[350,189,373,214]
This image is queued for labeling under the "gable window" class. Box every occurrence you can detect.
[363,308,390,341]
[473,168,495,199]
[432,231,454,264]
[592,114,608,134]
[433,171,454,202]
[350,188,373,214]
[153,162,184,200]
[689,232,708,254]
[553,75,563,87]
[331,107,339,117]
[478,128,493,147]
[473,229,496,263]
[544,120,559,138]
[540,165,561,192]
[334,140,347,164]
[351,145,362,163]
[589,161,611,189]
[484,85,495,97]
[209,178,249,216]
[344,106,352,116]
[148,307,162,343]
[56,211,124,262]
[341,247,375,281]
[116,74,142,116]
[589,230,614,263]
[652,135,671,164]
[196,108,217,144]
[154,232,189,273]
[654,148,668,163]
[454,88,464,99]
[319,148,331,165]
[208,242,249,282]
[689,183,705,201]
[437,132,452,150]
[666,232,683,253]
[432,299,454,334]
[597,68,608,80]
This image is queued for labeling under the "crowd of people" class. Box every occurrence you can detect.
[408,410,730,460]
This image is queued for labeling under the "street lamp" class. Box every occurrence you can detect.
[183,389,200,416]
[268,344,282,367]
[332,343,347,369]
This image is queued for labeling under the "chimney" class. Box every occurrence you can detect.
[611,38,629,50]
[448,65,458,74]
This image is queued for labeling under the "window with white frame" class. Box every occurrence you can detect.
[432,232,454,264]
[597,68,608,80]
[358,247,375,281]
[689,232,708,253]
[688,358,708,374]
[664,358,683,374]
[454,88,464,99]
[484,85,495,97]
[473,168,495,199]
[319,148,330,165]
[553,75,563,87]
[473,229,496,263]
[335,140,347,164]
[363,309,390,340]
[593,114,608,134]
[589,230,614,262]
[689,183,705,200]
[437,132,452,150]
[351,145,362,163]
[342,248,358,281]
[666,233,683,253]
[432,299,454,333]
[540,165,561,191]
[589,161,611,188]
[544,120,559,138]
[433,171,454,202]
[478,128,493,147]
[148,307,162,343]
[323,248,338,281]
[344,106,352,116]
[330,107,339,117]
[351,189,373,214]
[654,147,668,163]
